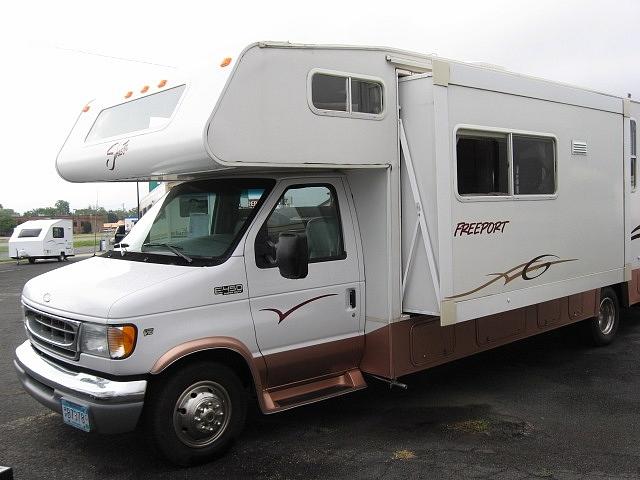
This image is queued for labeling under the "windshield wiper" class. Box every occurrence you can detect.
[142,243,193,263]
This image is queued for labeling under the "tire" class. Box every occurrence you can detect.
[28,258,35,264]
[145,361,247,466]
[57,253,65,262]
[584,287,620,346]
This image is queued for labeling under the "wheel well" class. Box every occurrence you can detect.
[610,283,628,308]
[152,348,256,392]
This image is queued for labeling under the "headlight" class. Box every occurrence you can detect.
[79,323,137,359]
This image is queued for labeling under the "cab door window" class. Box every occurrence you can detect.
[255,184,346,268]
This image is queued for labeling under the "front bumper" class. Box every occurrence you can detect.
[14,340,147,434]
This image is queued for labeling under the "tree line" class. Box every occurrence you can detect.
[0,200,138,236]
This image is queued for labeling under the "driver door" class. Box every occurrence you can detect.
[244,178,363,388]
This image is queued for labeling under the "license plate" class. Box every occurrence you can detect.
[61,399,91,432]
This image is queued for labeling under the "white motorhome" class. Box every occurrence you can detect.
[9,219,74,263]
[13,42,640,465]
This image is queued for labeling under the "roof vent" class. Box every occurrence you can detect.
[572,140,588,156]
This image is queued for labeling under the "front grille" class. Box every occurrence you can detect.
[25,307,80,360]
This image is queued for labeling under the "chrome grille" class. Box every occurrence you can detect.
[25,307,80,360]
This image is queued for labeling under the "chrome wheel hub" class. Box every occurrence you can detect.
[598,297,615,336]
[173,380,231,448]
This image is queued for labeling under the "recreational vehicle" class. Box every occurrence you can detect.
[9,219,74,263]
[13,42,640,465]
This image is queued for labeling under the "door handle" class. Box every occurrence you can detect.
[347,288,356,309]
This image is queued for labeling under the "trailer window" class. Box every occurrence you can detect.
[351,79,383,114]
[312,75,347,112]
[86,85,186,142]
[309,71,384,118]
[512,136,556,195]
[457,133,509,196]
[256,184,345,268]
[18,229,42,238]
[52,227,64,239]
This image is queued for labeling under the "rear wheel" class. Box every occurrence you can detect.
[146,361,247,466]
[57,253,65,262]
[584,287,619,346]
[28,258,35,264]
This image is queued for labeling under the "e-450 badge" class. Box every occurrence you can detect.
[214,284,244,295]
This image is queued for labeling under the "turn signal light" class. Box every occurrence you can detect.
[107,325,137,359]
[220,57,232,67]
[82,104,90,112]
[158,79,167,88]
[124,91,133,99]
[141,85,149,93]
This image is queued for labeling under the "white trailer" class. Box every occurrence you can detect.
[9,219,74,263]
[13,42,639,465]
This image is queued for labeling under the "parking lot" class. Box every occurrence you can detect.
[1,258,640,479]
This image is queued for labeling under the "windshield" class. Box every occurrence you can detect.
[112,178,274,266]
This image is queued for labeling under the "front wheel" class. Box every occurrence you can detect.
[146,361,247,466]
[583,287,620,346]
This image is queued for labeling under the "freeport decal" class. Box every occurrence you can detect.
[454,220,510,237]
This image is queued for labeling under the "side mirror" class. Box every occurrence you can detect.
[276,232,309,279]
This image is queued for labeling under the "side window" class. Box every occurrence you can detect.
[456,129,557,198]
[255,184,345,268]
[309,71,383,118]
[351,78,383,114]
[457,132,509,196]
[632,119,637,191]
[52,227,64,239]
[312,74,347,112]
[512,136,556,195]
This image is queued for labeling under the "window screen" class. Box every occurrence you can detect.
[512,136,556,195]
[456,133,509,196]
[351,79,383,114]
[256,185,345,268]
[18,228,42,238]
[311,75,347,112]
[52,227,64,239]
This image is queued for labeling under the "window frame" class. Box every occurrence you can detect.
[453,125,558,202]
[52,227,65,239]
[307,68,385,121]
[255,182,347,269]
[631,118,637,193]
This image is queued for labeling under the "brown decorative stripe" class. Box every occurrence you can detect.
[631,225,640,240]
[446,254,577,300]
[261,293,338,324]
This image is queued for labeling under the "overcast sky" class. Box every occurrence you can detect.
[1,0,638,214]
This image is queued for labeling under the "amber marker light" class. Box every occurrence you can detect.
[124,91,133,99]
[107,325,137,359]
[158,79,167,88]
[141,85,149,93]
[220,57,232,68]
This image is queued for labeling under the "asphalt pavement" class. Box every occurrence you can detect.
[1,258,640,479]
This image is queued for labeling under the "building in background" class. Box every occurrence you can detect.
[13,214,106,234]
